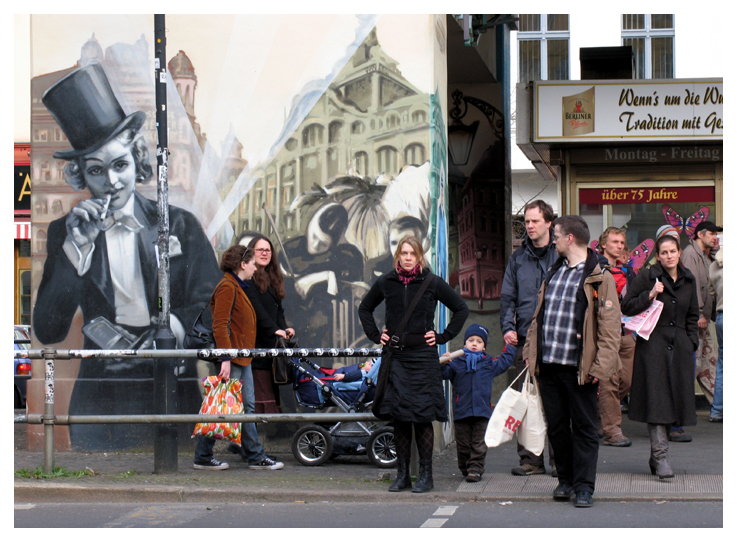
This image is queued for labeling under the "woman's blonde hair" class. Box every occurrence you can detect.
[392,235,428,271]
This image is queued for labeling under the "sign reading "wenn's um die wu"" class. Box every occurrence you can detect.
[534,79,723,143]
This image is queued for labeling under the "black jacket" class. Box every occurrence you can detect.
[358,267,469,347]
[244,280,289,370]
[500,235,557,338]
[621,263,700,425]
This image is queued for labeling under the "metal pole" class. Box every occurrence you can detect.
[42,348,56,474]
[153,13,178,473]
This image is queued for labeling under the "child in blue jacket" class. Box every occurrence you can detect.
[441,323,516,483]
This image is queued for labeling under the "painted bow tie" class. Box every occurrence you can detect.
[100,210,144,232]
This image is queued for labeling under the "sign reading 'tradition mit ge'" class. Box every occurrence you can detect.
[534,79,723,143]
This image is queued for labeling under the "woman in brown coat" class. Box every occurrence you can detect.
[621,235,699,479]
[193,245,284,471]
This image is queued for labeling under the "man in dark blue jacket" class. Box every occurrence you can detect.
[441,324,516,483]
[500,200,558,476]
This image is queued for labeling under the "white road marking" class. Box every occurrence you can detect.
[14,504,35,510]
[421,518,449,528]
[434,506,458,516]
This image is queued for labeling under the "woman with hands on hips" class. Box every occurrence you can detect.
[358,235,469,493]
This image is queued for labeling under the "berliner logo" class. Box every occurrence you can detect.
[563,87,595,136]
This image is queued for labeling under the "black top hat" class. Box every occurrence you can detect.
[41,62,146,160]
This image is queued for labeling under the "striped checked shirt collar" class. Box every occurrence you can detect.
[541,259,586,366]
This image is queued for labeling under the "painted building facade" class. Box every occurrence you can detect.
[22,14,515,452]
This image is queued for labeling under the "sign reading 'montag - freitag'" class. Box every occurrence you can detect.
[534,79,723,143]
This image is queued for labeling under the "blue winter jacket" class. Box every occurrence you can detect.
[440,345,517,420]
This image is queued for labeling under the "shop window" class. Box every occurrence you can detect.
[518,14,570,82]
[579,185,716,270]
[19,270,31,325]
[622,15,674,79]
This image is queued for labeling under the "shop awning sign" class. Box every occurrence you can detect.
[534,79,723,143]
[579,186,716,205]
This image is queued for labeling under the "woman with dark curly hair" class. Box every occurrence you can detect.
[245,235,294,413]
[621,235,699,479]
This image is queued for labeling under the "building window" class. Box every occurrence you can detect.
[404,143,426,166]
[302,124,324,148]
[411,110,427,124]
[518,14,570,82]
[328,121,343,144]
[354,152,368,176]
[351,121,365,135]
[622,14,674,79]
[377,146,398,175]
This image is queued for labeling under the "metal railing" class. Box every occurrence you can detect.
[14,346,382,473]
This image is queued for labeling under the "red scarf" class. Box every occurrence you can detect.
[396,263,421,285]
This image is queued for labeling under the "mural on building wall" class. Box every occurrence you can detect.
[29,14,441,451]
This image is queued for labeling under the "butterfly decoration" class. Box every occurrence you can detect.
[662,204,710,239]
[627,239,655,273]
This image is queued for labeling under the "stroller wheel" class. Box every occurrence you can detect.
[292,425,334,466]
[367,426,398,468]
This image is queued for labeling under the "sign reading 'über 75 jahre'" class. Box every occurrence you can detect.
[579,186,715,205]
[534,79,723,143]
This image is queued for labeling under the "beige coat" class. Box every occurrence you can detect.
[523,252,621,385]
[708,247,723,313]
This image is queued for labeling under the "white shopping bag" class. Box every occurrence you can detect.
[517,370,547,456]
[485,368,528,447]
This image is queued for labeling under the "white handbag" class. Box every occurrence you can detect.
[484,368,528,447]
[517,370,547,456]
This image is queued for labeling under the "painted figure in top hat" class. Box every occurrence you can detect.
[33,62,221,451]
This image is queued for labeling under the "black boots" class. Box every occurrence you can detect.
[648,424,674,480]
[388,460,413,492]
[412,460,434,493]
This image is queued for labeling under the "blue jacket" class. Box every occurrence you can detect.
[500,235,558,338]
[441,345,517,420]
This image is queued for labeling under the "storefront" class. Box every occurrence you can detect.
[14,143,31,325]
[517,79,723,249]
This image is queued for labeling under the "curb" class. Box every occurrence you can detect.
[14,482,723,504]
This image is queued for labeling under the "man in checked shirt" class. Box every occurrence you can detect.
[523,215,621,508]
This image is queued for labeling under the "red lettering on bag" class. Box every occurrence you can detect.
[504,416,521,431]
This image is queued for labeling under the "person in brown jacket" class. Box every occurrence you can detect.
[523,215,621,508]
[193,245,284,471]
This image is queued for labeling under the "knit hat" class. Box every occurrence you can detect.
[656,225,680,239]
[464,324,488,347]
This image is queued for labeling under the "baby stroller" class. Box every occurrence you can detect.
[287,355,397,468]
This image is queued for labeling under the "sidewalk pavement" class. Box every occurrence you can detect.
[14,410,722,503]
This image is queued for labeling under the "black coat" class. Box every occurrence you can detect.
[244,281,289,371]
[621,263,699,426]
[358,268,469,422]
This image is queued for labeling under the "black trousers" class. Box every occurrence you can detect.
[454,416,489,475]
[537,362,599,494]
